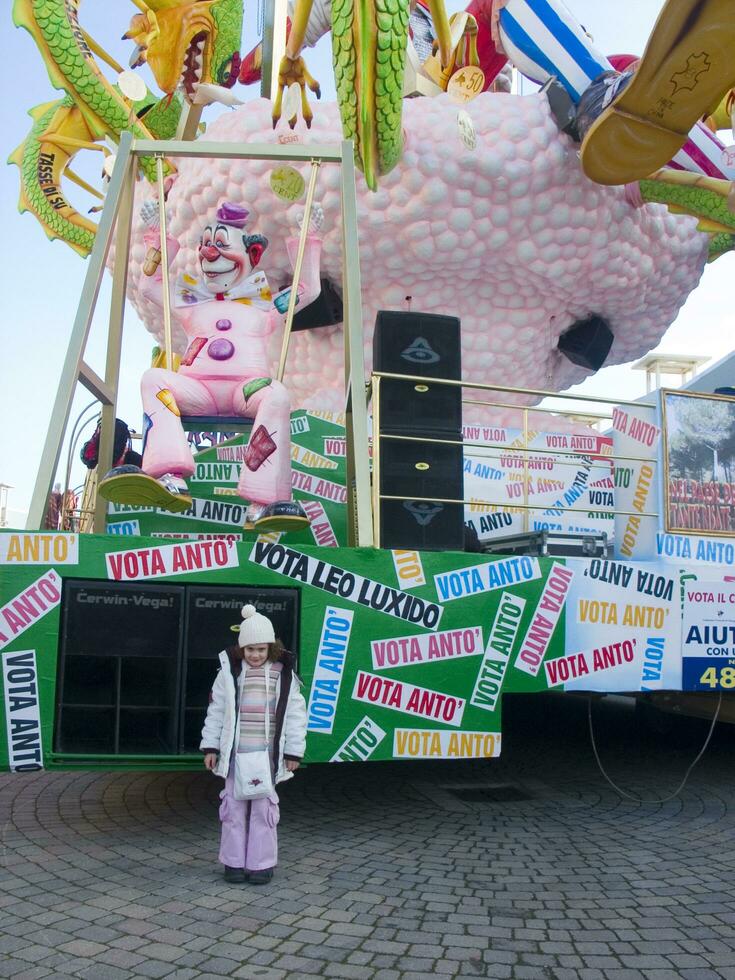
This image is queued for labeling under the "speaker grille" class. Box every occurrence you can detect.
[378,435,465,550]
[379,436,463,499]
[378,378,462,435]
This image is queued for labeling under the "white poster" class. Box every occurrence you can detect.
[611,405,660,561]
[558,558,681,691]
[681,580,735,692]
[462,425,614,544]
[3,649,43,771]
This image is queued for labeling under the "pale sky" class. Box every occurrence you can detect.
[0,1,732,527]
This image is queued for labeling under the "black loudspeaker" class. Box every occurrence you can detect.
[374,310,461,377]
[557,315,614,371]
[56,581,185,755]
[379,377,463,434]
[379,435,465,550]
[55,580,301,757]
[373,310,462,433]
[374,311,464,549]
[291,278,343,330]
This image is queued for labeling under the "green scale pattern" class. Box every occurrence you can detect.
[210,0,244,85]
[19,95,95,253]
[332,0,409,190]
[639,177,735,261]
[21,0,161,181]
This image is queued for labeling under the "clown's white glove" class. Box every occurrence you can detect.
[140,198,160,229]
[295,202,324,235]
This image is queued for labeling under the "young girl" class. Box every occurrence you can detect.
[201,604,307,884]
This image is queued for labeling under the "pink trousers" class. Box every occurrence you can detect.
[218,764,280,871]
[140,369,293,505]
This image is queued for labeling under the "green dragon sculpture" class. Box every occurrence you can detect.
[9,0,733,261]
[640,170,735,263]
[9,0,242,255]
[271,0,458,190]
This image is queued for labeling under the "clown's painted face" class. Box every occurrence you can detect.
[198,221,250,294]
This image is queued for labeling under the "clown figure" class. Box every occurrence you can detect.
[99,201,322,531]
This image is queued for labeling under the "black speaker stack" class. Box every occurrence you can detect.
[373,310,464,551]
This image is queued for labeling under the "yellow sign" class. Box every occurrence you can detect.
[270,166,305,202]
[0,533,78,565]
[447,66,485,103]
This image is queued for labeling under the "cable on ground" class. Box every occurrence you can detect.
[587,693,722,804]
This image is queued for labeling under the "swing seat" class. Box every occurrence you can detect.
[180,415,254,433]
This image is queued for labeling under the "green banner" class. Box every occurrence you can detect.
[0,528,563,771]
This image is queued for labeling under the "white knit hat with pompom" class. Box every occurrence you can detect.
[238,603,276,647]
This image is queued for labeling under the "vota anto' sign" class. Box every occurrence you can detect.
[370,626,483,670]
[514,563,574,676]
[434,555,540,602]
[2,650,43,771]
[0,570,62,651]
[352,671,465,726]
[393,728,501,759]
[544,638,637,686]
[306,606,354,733]
[470,592,527,713]
[0,533,78,565]
[105,539,238,580]
[330,716,386,762]
[391,550,426,590]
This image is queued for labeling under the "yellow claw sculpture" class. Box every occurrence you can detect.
[271,0,464,191]
[123,0,244,100]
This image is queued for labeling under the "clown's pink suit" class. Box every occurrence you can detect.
[139,233,322,507]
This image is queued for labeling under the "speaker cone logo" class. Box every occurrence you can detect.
[401,337,440,364]
[403,501,444,525]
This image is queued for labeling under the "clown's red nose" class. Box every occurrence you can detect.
[200,244,220,261]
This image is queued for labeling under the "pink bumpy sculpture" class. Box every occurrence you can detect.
[120,95,710,419]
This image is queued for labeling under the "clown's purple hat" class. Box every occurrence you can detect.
[216,202,249,228]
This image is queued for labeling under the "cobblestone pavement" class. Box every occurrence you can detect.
[1,695,734,980]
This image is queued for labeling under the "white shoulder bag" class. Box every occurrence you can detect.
[233,663,275,801]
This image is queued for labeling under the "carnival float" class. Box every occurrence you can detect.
[1,0,734,772]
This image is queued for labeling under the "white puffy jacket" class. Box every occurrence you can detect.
[200,649,307,784]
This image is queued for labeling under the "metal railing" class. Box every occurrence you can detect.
[369,371,659,548]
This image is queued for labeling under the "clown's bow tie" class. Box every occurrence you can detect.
[174,269,273,309]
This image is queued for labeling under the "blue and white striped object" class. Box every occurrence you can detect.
[498,0,612,101]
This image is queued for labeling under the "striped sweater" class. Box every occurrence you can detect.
[237,662,282,753]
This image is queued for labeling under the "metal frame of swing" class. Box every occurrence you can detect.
[26,132,373,547]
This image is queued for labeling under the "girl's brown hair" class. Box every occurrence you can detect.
[230,638,285,663]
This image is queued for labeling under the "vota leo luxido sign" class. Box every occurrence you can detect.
[0,529,733,771]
